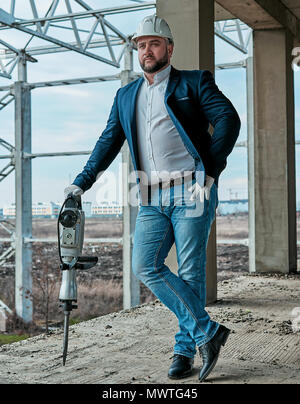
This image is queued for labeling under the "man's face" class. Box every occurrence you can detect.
[136,36,173,74]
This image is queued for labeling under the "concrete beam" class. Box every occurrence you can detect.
[215,3,235,21]
[216,0,300,40]
[157,0,215,70]
[121,44,140,310]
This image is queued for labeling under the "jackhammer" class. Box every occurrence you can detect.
[57,194,98,365]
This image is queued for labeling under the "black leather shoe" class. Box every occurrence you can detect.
[168,354,194,379]
[198,325,231,382]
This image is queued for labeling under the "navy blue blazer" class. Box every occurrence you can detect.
[73,66,241,191]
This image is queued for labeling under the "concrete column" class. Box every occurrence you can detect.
[121,44,140,309]
[14,57,33,322]
[248,28,297,273]
[157,0,217,303]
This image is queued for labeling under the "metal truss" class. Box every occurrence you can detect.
[215,19,252,54]
[216,59,247,70]
[0,1,156,78]
[0,138,15,265]
[0,89,14,110]
[29,72,122,89]
[0,138,15,182]
[0,245,15,266]
[0,38,20,79]
[0,218,15,237]
[0,1,252,81]
[0,219,15,266]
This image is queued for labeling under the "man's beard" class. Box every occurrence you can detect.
[140,51,169,74]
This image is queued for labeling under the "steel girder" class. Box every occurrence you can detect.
[0,1,156,78]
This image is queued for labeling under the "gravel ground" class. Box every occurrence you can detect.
[0,274,299,384]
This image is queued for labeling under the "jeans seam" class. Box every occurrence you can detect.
[153,221,210,342]
[153,220,172,271]
[173,350,195,359]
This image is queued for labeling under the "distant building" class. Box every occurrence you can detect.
[3,202,61,218]
[3,204,16,218]
[92,201,122,217]
[2,201,123,218]
[82,201,92,217]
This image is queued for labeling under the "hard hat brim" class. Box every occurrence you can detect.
[131,33,172,43]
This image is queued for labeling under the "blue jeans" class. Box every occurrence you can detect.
[132,176,220,359]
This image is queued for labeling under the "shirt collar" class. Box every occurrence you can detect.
[144,64,171,86]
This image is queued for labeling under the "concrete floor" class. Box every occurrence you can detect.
[0,273,299,384]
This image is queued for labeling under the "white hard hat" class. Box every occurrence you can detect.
[132,14,173,43]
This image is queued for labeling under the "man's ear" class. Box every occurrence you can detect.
[168,43,174,59]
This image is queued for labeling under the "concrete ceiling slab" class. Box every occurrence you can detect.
[215,0,300,44]
[215,3,235,21]
[216,0,283,28]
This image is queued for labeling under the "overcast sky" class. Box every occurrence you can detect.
[0,0,299,207]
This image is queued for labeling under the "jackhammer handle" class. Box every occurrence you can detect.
[75,256,98,270]
[77,256,98,263]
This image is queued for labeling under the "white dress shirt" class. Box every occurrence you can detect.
[136,64,195,186]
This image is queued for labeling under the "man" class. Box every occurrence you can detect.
[65,15,241,382]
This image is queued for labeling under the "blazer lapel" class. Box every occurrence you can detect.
[129,77,144,168]
[165,65,180,102]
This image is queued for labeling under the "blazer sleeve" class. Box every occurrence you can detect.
[72,89,126,192]
[198,70,241,179]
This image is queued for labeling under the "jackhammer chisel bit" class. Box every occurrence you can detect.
[61,300,76,366]
[57,194,98,366]
[62,308,70,366]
